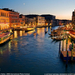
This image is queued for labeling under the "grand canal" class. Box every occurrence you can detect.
[0,27,75,75]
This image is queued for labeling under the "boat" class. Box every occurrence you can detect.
[51,35,65,41]
[0,31,11,44]
[48,33,51,36]
[27,27,35,31]
[45,31,47,34]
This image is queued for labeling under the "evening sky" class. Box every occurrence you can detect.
[0,0,75,20]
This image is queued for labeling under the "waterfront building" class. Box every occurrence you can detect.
[3,8,19,28]
[25,17,36,27]
[36,16,45,26]
[72,10,75,29]
[25,14,45,27]
[62,20,72,25]
[41,14,55,26]
[0,9,9,30]
[19,14,25,28]
[53,19,59,26]
[54,19,72,26]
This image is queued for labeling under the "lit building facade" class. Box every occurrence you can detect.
[19,14,25,28]
[25,15,45,27]
[41,14,55,26]
[72,10,75,29]
[36,16,45,26]
[25,17,36,27]
[3,8,19,28]
[0,9,9,30]
[9,11,19,28]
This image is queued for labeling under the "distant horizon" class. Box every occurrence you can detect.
[0,0,75,20]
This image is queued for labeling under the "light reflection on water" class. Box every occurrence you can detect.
[0,27,75,75]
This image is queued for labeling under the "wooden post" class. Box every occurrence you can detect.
[66,51,68,67]
[50,26,51,32]
[66,35,68,51]
[71,42,73,61]
[62,37,64,51]
[59,41,61,53]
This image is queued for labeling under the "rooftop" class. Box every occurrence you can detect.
[2,8,19,13]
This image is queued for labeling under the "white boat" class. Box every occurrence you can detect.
[0,32,11,44]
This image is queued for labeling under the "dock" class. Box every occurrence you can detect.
[59,39,75,61]
[60,51,75,61]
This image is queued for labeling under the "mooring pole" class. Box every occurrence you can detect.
[66,35,68,51]
[62,36,64,51]
[59,41,61,53]
[71,42,73,61]
[66,51,68,67]
[66,35,68,67]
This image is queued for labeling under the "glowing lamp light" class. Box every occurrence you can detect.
[66,31,69,34]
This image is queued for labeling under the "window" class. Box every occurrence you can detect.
[15,20,17,23]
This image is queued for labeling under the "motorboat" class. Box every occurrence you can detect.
[51,35,65,41]
[0,31,11,44]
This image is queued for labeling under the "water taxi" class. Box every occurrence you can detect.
[0,32,11,44]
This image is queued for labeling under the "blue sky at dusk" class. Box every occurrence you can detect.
[0,0,75,20]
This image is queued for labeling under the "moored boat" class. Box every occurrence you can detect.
[51,35,65,41]
[48,33,51,36]
[0,32,11,44]
[45,31,47,34]
[27,27,35,31]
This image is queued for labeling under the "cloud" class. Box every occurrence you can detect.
[23,3,25,5]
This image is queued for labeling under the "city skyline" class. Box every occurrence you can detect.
[0,0,75,20]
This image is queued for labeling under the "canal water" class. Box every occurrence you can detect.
[0,27,75,75]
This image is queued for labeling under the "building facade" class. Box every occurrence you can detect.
[36,16,45,26]
[0,9,9,30]
[25,17,36,27]
[72,10,75,29]
[19,14,25,28]
[41,14,55,26]
[25,15,45,27]
[3,8,19,28]
[9,11,19,28]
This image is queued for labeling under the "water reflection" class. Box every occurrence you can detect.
[46,27,48,31]
[24,32,27,36]
[0,28,47,54]
[0,44,10,55]
[27,30,35,35]
[14,31,18,38]
[20,31,22,36]
[8,41,11,52]
[37,28,45,38]
[14,41,18,49]
[0,27,75,74]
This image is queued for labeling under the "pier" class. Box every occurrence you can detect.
[60,51,75,61]
[60,38,75,61]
